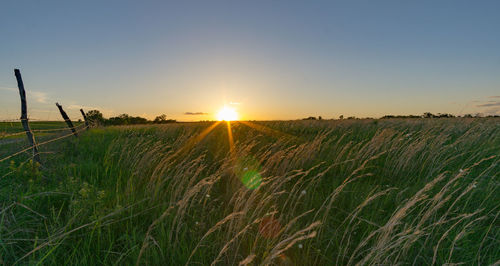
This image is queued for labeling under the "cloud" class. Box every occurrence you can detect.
[476,101,500,107]
[474,97,500,115]
[1,87,49,104]
[482,107,500,115]
[28,91,49,103]
[67,104,100,110]
[184,112,208,115]
[230,102,241,105]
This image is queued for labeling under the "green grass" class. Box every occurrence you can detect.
[0,121,84,134]
[0,118,499,265]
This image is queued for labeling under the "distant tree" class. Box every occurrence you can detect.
[423,112,436,118]
[463,114,473,118]
[347,116,356,119]
[318,116,322,120]
[107,114,149,125]
[437,113,455,118]
[154,114,167,123]
[86,110,105,126]
[339,115,344,120]
[153,114,176,124]
[303,116,317,120]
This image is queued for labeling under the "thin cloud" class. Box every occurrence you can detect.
[67,104,100,110]
[1,87,50,104]
[0,87,49,103]
[29,91,49,103]
[230,102,241,105]
[488,96,500,99]
[476,102,500,107]
[483,107,500,115]
[184,112,208,115]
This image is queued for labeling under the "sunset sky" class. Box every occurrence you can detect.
[1,1,499,121]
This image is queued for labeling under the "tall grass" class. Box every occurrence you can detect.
[0,118,498,265]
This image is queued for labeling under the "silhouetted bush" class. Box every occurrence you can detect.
[153,114,176,124]
[106,114,149,125]
[85,110,105,126]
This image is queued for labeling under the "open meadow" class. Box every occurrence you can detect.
[0,118,498,265]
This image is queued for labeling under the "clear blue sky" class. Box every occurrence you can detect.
[1,0,499,121]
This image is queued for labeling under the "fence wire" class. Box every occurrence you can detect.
[1,124,86,139]
[0,125,88,163]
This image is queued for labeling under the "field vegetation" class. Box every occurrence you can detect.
[0,118,499,265]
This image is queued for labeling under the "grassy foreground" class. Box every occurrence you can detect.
[0,118,499,265]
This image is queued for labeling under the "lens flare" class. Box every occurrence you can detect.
[241,170,262,190]
[259,216,282,238]
[234,156,262,189]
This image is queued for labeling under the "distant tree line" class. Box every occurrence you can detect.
[302,116,322,120]
[301,112,499,121]
[85,110,176,126]
[381,112,499,119]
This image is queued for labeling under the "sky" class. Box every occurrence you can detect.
[1,0,499,121]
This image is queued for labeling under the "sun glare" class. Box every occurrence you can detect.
[217,106,238,121]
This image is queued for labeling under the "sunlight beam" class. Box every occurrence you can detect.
[226,121,235,154]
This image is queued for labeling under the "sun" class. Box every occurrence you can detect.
[217,106,238,121]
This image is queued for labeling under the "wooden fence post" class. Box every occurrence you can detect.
[14,69,41,164]
[56,103,78,137]
[80,109,89,129]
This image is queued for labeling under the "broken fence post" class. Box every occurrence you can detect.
[56,103,78,137]
[80,109,89,129]
[14,69,41,164]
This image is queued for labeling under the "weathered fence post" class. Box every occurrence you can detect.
[80,109,89,129]
[56,103,78,137]
[14,69,41,164]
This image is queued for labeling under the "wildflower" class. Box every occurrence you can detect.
[97,190,105,200]
[459,169,464,173]
[206,194,210,198]
[195,221,199,225]
[298,244,303,249]
[301,190,306,195]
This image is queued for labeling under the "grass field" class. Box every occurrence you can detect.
[0,121,85,142]
[0,121,84,134]
[0,118,499,265]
